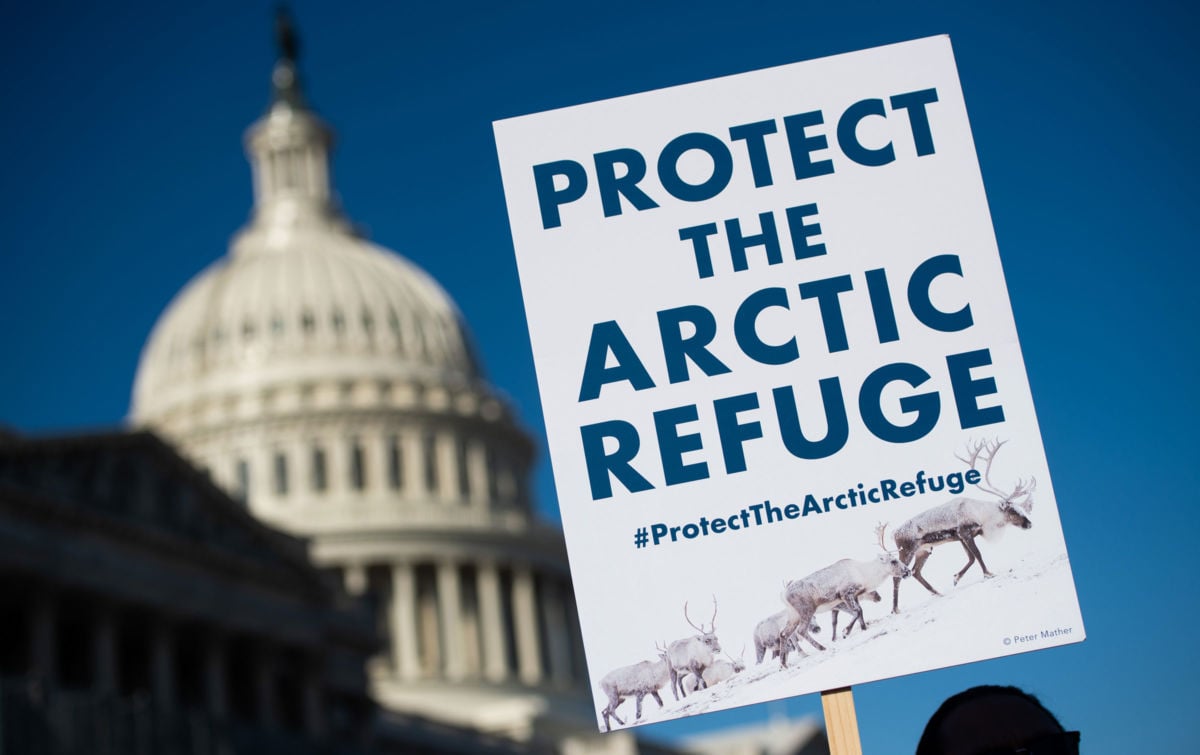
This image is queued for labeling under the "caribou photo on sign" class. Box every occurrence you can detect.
[892,439,1036,611]
[494,34,1085,729]
[777,525,911,667]
[667,599,722,700]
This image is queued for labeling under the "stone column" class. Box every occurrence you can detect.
[30,590,57,688]
[390,562,420,680]
[331,433,352,497]
[467,441,490,508]
[436,432,458,503]
[343,563,368,597]
[512,566,542,685]
[476,562,508,682]
[302,659,326,738]
[436,560,464,679]
[253,444,273,508]
[203,633,229,719]
[255,646,278,728]
[92,602,118,695]
[150,619,176,710]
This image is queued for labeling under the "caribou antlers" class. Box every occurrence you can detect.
[956,438,1037,508]
[668,597,721,699]
[874,522,890,552]
[684,596,718,634]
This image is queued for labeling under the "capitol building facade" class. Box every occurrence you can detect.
[126,30,619,753]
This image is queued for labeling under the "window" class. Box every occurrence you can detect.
[312,446,327,492]
[235,459,250,503]
[350,438,366,491]
[486,446,500,502]
[273,452,288,496]
[387,435,403,490]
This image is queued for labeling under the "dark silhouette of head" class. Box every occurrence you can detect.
[916,685,1078,755]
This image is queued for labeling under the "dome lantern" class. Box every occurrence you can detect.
[243,9,340,235]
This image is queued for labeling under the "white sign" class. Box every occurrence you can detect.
[494,36,1084,731]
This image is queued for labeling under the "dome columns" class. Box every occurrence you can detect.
[467,438,492,507]
[436,559,466,680]
[434,432,459,504]
[367,431,393,496]
[475,561,509,683]
[353,552,581,692]
[511,565,543,686]
[388,562,421,680]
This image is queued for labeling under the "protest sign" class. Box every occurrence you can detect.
[494,35,1084,731]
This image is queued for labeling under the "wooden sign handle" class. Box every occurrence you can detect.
[821,686,863,755]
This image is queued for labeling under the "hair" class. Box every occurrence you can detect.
[916,685,1065,755]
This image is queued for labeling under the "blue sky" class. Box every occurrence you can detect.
[2,1,1196,752]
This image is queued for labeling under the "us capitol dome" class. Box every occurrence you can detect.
[130,24,608,749]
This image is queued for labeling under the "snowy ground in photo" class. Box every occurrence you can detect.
[596,544,1080,731]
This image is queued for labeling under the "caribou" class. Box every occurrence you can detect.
[830,589,882,640]
[681,648,745,695]
[777,524,910,668]
[666,598,721,699]
[891,439,1035,612]
[753,608,821,664]
[595,643,672,729]
[597,643,671,732]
